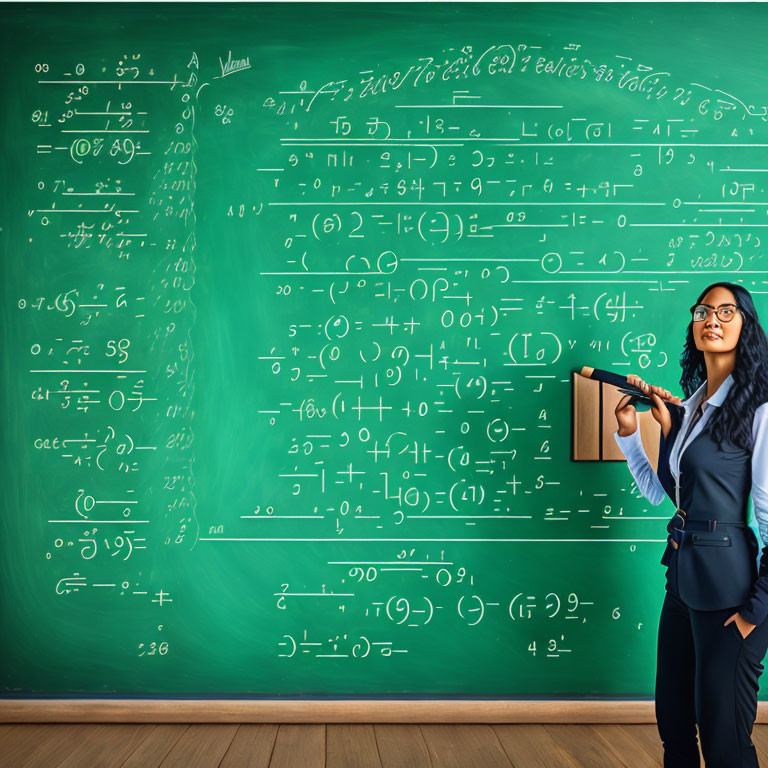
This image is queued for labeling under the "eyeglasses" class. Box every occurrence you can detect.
[689,303,741,323]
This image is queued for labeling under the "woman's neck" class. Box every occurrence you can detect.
[703,349,735,400]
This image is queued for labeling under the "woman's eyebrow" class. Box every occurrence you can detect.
[698,303,736,308]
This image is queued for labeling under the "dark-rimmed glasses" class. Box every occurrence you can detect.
[689,303,741,323]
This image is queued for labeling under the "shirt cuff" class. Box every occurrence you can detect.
[738,599,768,628]
[614,428,646,461]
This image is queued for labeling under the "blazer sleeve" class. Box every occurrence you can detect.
[614,428,668,506]
[738,403,768,626]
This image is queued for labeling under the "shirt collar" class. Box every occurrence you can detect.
[683,372,734,413]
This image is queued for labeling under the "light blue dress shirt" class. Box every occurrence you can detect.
[613,374,768,620]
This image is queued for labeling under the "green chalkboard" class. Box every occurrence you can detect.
[2,1,768,699]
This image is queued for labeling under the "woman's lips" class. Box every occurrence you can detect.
[703,333,722,340]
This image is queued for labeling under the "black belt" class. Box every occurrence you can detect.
[667,509,747,547]
[678,520,747,531]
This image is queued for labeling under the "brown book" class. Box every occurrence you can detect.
[572,370,660,469]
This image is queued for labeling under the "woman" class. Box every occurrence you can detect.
[614,281,768,768]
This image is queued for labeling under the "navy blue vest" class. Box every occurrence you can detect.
[657,402,759,610]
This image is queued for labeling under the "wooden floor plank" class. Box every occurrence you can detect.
[54,724,155,768]
[420,724,512,768]
[612,725,664,766]
[327,724,381,768]
[219,724,278,768]
[0,724,62,768]
[542,724,630,768]
[3,720,756,767]
[590,725,660,768]
[615,724,663,763]
[375,724,432,768]
[156,724,238,768]
[268,724,324,768]
[120,724,188,768]
[18,724,115,768]
[492,724,580,768]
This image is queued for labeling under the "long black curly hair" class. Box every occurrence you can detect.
[679,282,768,451]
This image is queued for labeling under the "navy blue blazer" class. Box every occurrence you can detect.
[656,402,685,508]
[656,402,760,613]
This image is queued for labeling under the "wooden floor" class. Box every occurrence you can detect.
[4,723,768,767]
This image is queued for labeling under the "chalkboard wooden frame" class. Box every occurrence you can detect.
[2,700,768,723]
[1,699,664,723]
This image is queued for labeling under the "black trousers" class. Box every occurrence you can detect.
[656,586,768,767]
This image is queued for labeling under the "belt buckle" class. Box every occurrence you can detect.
[668,508,686,550]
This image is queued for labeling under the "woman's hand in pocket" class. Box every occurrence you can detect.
[725,612,757,639]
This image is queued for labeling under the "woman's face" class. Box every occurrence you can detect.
[693,286,743,354]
